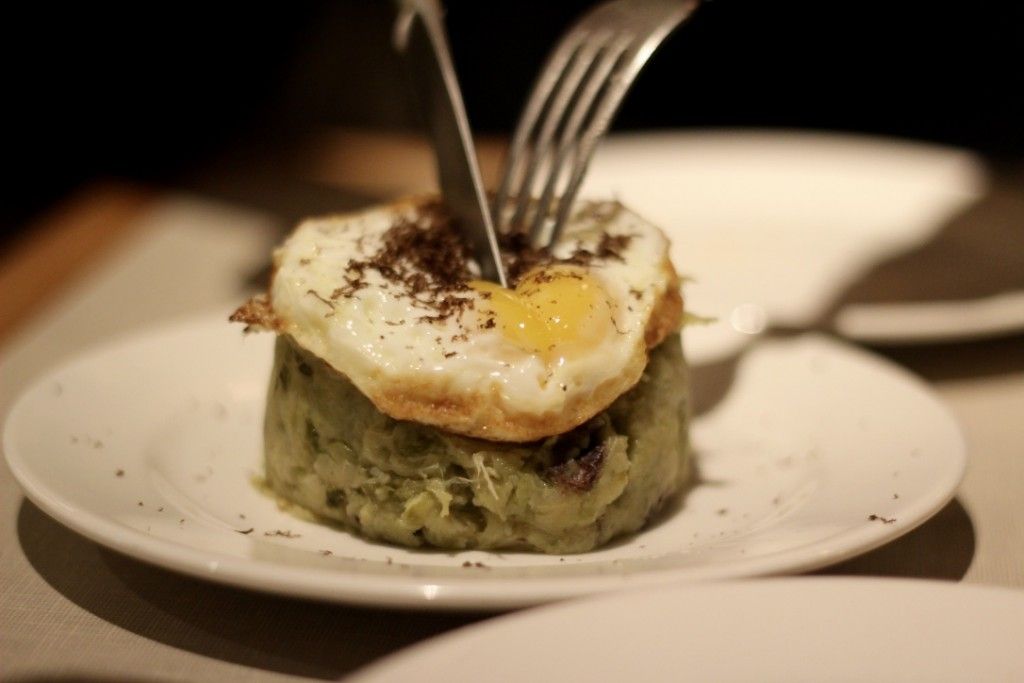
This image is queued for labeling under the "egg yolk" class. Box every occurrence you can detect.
[470,266,615,359]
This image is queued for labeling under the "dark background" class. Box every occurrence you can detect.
[4,1,1022,243]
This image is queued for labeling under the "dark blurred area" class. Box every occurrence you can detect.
[4,1,1022,243]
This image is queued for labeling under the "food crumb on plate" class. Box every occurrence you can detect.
[264,529,301,538]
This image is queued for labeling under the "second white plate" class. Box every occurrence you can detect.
[584,130,1001,357]
[3,314,966,609]
[351,578,1024,682]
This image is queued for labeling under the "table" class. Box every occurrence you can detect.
[2,134,1022,681]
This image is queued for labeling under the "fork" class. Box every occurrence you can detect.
[493,0,699,246]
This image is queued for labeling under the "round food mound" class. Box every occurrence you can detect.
[237,197,683,443]
[263,334,691,554]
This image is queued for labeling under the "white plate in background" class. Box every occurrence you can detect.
[4,314,965,610]
[350,578,1024,682]
[584,130,1009,357]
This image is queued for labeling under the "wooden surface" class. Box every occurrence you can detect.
[0,182,154,343]
[303,128,507,197]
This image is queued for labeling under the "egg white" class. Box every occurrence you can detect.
[267,197,681,441]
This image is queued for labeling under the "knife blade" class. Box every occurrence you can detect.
[393,0,507,286]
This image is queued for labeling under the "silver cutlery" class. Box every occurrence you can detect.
[393,0,507,285]
[494,0,700,246]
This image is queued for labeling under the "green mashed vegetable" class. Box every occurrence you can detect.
[264,334,691,553]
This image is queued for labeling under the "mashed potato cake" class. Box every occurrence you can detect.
[264,332,689,553]
[234,196,692,553]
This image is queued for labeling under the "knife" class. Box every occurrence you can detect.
[393,0,508,287]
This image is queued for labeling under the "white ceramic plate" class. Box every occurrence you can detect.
[583,130,1019,356]
[350,578,1024,682]
[3,314,965,610]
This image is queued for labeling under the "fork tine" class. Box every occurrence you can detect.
[547,0,700,245]
[547,52,646,245]
[526,35,633,245]
[547,53,641,246]
[505,35,612,234]
[493,32,589,233]
[497,0,700,247]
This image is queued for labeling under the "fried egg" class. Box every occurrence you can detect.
[235,196,682,442]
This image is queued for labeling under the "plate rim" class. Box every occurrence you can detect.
[3,313,967,610]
